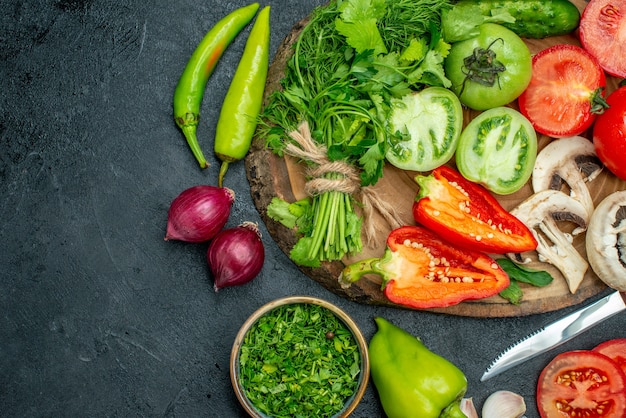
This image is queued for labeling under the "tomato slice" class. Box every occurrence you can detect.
[537,350,626,418]
[594,339,626,375]
[518,44,607,138]
[579,0,626,78]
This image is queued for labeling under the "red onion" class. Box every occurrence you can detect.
[165,185,235,243]
[208,221,265,291]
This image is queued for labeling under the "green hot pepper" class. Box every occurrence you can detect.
[214,6,270,187]
[369,317,467,418]
[173,3,260,169]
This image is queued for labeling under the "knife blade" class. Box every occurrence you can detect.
[481,290,626,381]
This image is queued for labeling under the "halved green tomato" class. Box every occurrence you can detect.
[385,87,463,172]
[455,107,537,195]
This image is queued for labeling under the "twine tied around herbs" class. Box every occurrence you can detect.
[285,121,403,246]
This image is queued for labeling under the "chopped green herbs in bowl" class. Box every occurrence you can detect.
[230,296,370,417]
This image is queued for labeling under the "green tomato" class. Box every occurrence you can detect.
[385,87,463,172]
[455,107,537,195]
[444,23,532,110]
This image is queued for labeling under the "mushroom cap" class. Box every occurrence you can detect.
[532,136,602,217]
[586,190,626,292]
[511,189,589,229]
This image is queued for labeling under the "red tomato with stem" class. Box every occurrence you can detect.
[579,0,626,78]
[594,338,626,375]
[518,44,608,138]
[592,86,626,180]
[537,350,626,417]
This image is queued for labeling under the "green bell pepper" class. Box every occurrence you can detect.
[369,317,468,418]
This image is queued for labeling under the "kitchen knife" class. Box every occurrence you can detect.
[481,290,626,381]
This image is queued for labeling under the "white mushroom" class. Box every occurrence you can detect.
[586,190,626,292]
[532,136,603,217]
[508,189,589,294]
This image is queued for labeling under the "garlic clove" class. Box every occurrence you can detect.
[460,397,479,418]
[482,390,526,418]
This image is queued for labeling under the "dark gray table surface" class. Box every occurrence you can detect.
[2,1,624,417]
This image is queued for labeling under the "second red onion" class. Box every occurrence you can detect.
[208,221,265,291]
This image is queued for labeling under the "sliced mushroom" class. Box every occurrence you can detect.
[532,136,603,217]
[586,190,626,292]
[508,189,589,294]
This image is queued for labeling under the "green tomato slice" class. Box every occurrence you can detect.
[455,107,537,195]
[385,87,463,172]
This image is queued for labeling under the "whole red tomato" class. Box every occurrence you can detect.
[592,86,626,180]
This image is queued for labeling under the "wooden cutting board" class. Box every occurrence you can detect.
[245,0,625,317]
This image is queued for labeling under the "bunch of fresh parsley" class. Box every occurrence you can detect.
[261,0,453,267]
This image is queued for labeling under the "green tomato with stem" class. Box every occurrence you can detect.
[444,23,532,110]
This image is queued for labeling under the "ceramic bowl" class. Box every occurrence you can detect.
[230,296,370,417]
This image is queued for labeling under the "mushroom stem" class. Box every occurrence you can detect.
[536,216,588,293]
[509,190,590,294]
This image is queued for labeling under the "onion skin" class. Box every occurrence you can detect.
[165,185,235,243]
[208,221,265,291]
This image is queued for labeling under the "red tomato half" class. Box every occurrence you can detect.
[594,339,626,375]
[579,0,626,78]
[537,350,626,418]
[592,86,626,180]
[518,44,607,138]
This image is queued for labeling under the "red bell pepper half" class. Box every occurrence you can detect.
[339,225,510,309]
[413,165,537,254]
